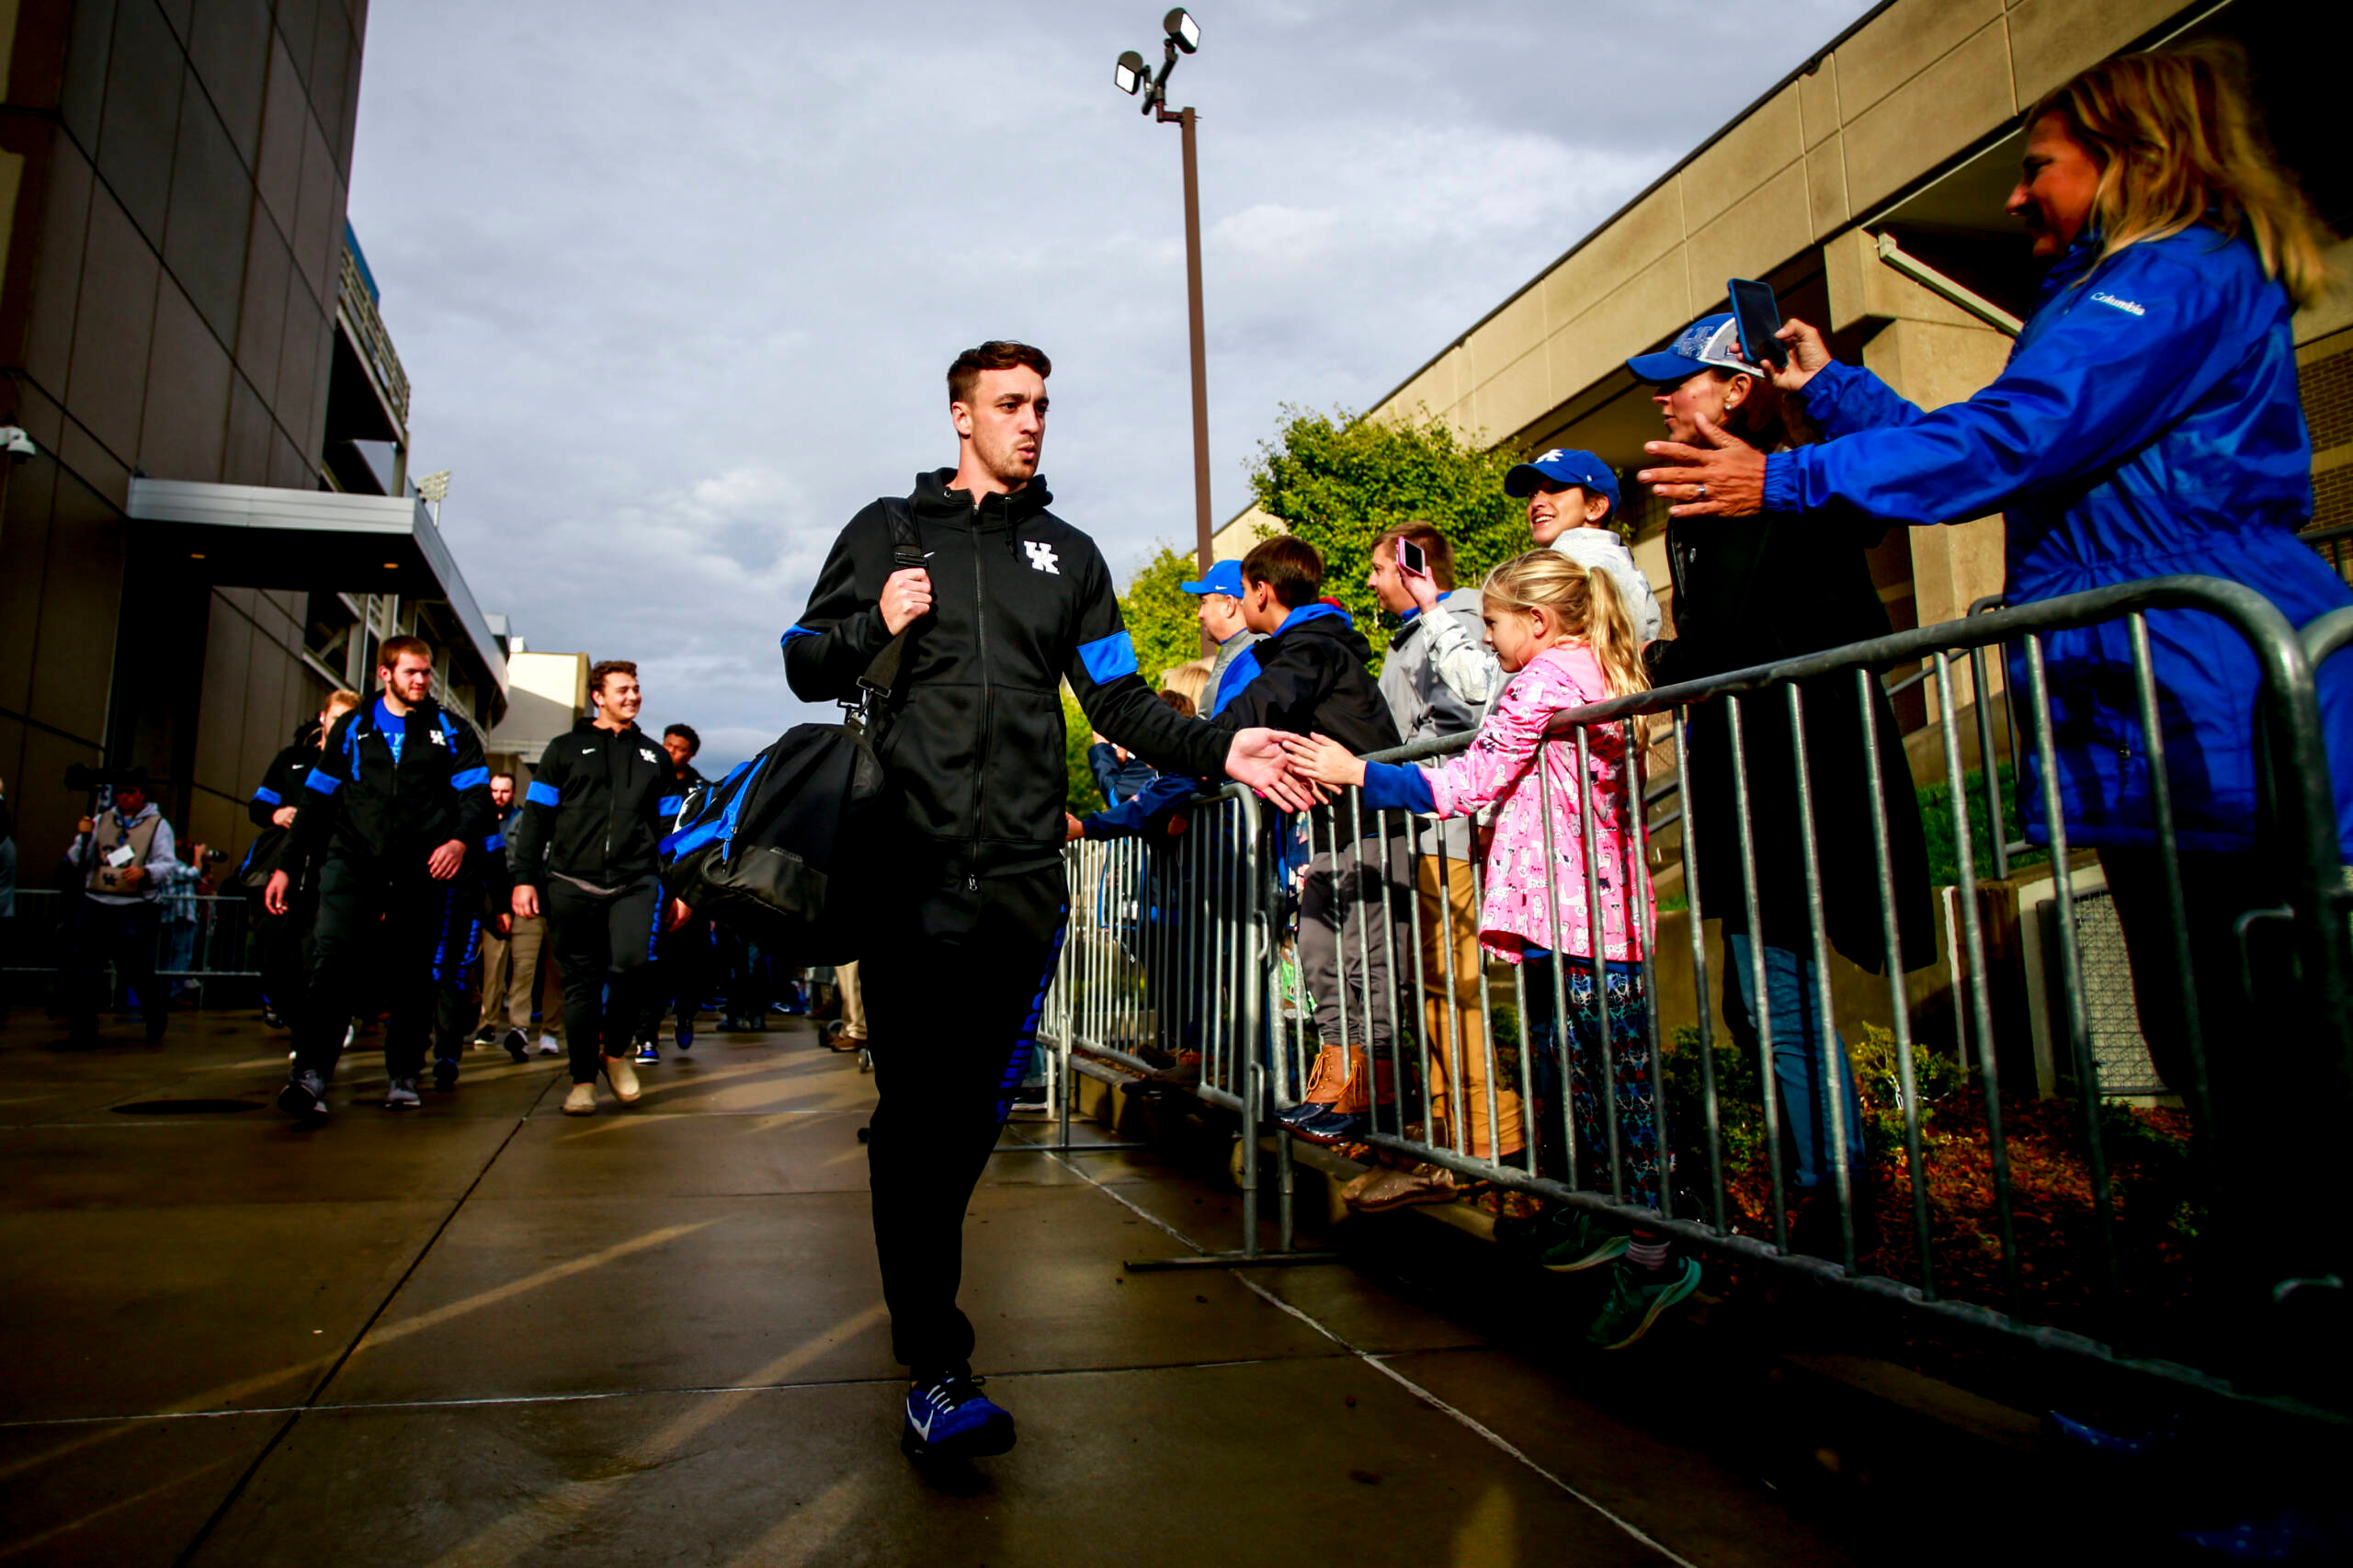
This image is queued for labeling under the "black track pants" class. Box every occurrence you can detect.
[863,863,1065,1377]
[292,858,469,1082]
[544,877,661,1084]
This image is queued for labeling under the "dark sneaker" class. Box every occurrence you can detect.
[385,1075,422,1110]
[633,1040,661,1064]
[1584,1257,1701,1350]
[472,1028,497,1047]
[675,1022,693,1054]
[1011,1084,1047,1108]
[1282,1104,1364,1146]
[278,1070,329,1121]
[263,1008,289,1030]
[1537,1213,1629,1274]
[432,1058,460,1092]
[501,1028,530,1064]
[902,1373,1015,1460]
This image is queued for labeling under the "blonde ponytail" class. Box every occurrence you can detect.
[1481,551,1651,699]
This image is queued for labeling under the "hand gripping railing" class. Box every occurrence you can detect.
[1049,574,2350,1413]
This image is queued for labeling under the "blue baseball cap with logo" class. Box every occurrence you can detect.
[1179,559,1246,597]
[1624,312,1765,385]
[1503,449,1621,514]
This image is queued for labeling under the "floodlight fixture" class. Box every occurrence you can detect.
[415,469,452,505]
[1165,8,1199,52]
[1113,50,1145,95]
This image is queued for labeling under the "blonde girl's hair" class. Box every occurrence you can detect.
[2034,43,2336,308]
[1161,656,1213,714]
[1481,551,1649,699]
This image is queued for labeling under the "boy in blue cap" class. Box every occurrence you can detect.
[1502,449,1662,645]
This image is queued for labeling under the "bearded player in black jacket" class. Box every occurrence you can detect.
[267,638,503,1119]
[509,660,692,1116]
[785,340,1309,1462]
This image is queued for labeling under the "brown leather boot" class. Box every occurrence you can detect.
[1328,1044,1394,1116]
[1297,1044,1344,1106]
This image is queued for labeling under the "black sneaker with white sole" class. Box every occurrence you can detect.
[502,1028,530,1064]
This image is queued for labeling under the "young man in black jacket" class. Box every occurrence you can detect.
[1210,535,1405,1145]
[267,638,501,1118]
[240,688,359,1028]
[784,339,1305,1463]
[509,660,690,1115]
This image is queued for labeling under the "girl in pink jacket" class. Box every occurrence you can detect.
[1284,550,1699,1349]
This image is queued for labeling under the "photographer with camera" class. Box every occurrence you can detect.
[56,773,179,1049]
[267,637,500,1119]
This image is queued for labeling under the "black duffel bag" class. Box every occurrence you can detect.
[658,508,920,964]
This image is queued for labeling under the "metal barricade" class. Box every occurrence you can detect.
[1,888,261,981]
[1043,574,2350,1405]
[1036,783,1337,1268]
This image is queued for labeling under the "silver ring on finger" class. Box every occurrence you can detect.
[1696,483,1709,501]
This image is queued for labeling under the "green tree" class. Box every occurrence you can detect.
[1120,542,1205,687]
[1245,404,1529,666]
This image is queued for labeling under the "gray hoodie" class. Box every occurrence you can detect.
[1377,591,1499,857]
[1548,527,1664,646]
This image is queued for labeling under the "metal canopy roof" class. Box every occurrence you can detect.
[124,478,507,694]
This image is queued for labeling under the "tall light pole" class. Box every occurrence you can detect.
[1114,9,1214,578]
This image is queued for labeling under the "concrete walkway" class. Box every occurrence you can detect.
[0,1008,1869,1567]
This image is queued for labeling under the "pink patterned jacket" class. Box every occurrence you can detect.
[1419,643,1649,964]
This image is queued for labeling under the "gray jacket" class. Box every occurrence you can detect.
[1549,528,1663,646]
[1377,591,1499,857]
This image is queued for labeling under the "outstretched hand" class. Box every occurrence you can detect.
[1224,728,1318,813]
[1637,412,1767,518]
[1279,733,1368,792]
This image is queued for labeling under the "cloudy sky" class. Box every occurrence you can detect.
[347,0,1874,771]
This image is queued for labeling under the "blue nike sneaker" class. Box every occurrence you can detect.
[901,1372,1016,1460]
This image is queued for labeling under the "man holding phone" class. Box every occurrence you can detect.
[1366,523,1513,1163]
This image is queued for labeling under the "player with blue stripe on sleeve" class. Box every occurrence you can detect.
[267,637,498,1120]
[506,659,691,1116]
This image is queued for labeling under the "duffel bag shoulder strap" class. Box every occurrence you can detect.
[852,501,927,719]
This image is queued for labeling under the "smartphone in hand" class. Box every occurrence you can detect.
[1397,538,1428,577]
[1728,278,1782,369]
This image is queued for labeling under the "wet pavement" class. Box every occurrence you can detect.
[0,1007,1869,1566]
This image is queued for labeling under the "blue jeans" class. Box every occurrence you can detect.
[1721,934,1863,1191]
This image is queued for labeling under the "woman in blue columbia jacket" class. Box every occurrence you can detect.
[1643,55,2353,1417]
[1640,49,2346,1125]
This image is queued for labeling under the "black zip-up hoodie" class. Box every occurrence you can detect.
[1209,604,1400,756]
[284,698,497,882]
[785,469,1231,877]
[510,717,676,891]
[238,724,319,883]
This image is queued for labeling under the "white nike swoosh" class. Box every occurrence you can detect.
[911,1405,938,1439]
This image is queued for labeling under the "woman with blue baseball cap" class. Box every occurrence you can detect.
[1625,301,1935,1260]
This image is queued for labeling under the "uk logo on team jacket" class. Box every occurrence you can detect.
[1024,541,1059,574]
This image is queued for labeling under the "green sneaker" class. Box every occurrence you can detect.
[1535,1213,1629,1274]
[1583,1257,1702,1350]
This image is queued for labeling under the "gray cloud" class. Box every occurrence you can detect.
[347,0,1873,771]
